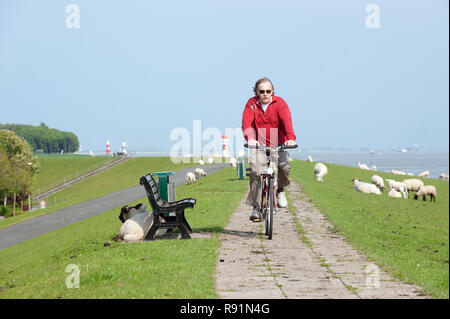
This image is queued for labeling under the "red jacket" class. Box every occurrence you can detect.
[242,95,296,146]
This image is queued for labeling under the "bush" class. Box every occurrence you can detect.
[0,205,10,217]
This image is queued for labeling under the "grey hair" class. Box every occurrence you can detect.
[253,77,274,96]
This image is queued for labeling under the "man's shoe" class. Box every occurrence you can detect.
[250,209,262,222]
[277,192,288,208]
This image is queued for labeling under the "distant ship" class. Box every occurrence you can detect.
[405,144,419,151]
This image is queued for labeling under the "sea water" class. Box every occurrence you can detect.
[89,149,449,179]
[290,150,449,179]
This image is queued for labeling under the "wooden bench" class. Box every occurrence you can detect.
[140,173,196,240]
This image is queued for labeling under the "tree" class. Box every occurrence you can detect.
[0,149,10,197]
[0,130,40,216]
[0,123,80,153]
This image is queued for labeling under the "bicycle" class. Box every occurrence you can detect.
[244,143,298,239]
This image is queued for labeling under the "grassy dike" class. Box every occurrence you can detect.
[288,160,449,299]
[33,155,119,192]
[0,157,196,229]
[0,167,248,299]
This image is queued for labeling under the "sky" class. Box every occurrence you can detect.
[0,0,448,154]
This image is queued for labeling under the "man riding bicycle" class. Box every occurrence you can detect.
[242,77,297,222]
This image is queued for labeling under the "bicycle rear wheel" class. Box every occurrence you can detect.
[267,178,274,239]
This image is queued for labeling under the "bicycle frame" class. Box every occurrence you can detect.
[245,143,298,239]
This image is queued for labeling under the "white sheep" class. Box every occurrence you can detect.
[414,185,436,202]
[439,173,449,181]
[391,169,406,175]
[306,155,313,162]
[418,170,430,178]
[371,165,377,171]
[314,163,328,182]
[113,204,167,243]
[186,172,196,184]
[353,179,381,195]
[388,188,402,198]
[208,157,214,164]
[230,157,237,168]
[357,162,370,170]
[385,179,408,199]
[194,167,207,178]
[402,179,424,192]
[198,159,205,165]
[371,175,385,191]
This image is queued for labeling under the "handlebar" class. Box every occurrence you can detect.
[244,143,298,151]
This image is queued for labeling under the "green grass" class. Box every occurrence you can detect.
[0,167,248,299]
[289,160,449,299]
[33,155,118,192]
[285,192,312,248]
[0,157,196,229]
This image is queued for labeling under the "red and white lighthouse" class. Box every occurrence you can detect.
[106,140,111,155]
[222,135,230,158]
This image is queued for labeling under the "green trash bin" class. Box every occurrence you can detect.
[152,171,176,219]
[152,171,176,202]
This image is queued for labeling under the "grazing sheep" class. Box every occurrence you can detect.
[402,179,425,192]
[353,179,381,195]
[371,165,377,171]
[418,170,430,178]
[306,155,313,162]
[388,188,402,198]
[208,157,214,164]
[314,163,328,182]
[230,157,237,168]
[113,204,167,243]
[357,162,370,170]
[371,175,385,191]
[439,173,449,181]
[385,179,408,199]
[194,167,207,178]
[391,169,406,175]
[198,159,205,165]
[186,172,196,184]
[414,185,436,202]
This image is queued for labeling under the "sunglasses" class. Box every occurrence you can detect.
[259,90,272,94]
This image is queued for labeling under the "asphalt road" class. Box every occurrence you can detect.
[0,163,229,250]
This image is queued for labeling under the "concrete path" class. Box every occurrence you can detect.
[0,163,229,250]
[215,181,427,299]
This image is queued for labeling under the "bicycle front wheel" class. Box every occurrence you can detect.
[267,178,274,239]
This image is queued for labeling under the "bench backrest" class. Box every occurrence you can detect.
[140,174,165,211]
